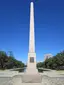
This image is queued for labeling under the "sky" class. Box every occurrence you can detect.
[0,0,64,63]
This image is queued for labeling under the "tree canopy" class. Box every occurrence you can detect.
[0,51,25,70]
[37,51,64,70]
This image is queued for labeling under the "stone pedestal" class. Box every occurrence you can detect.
[22,74,42,83]
[26,53,38,74]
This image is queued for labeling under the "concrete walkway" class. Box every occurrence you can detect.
[0,70,64,85]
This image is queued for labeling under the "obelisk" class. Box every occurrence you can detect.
[22,2,42,83]
[26,2,38,74]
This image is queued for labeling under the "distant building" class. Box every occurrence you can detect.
[37,61,42,63]
[44,54,53,61]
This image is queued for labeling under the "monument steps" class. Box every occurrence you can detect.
[22,74,42,83]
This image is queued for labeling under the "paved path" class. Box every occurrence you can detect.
[0,70,64,85]
[42,75,64,85]
[0,75,64,85]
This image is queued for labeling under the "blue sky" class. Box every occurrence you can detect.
[0,0,64,63]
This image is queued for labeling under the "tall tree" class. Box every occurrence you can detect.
[0,51,8,69]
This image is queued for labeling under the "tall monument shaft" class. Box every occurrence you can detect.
[29,2,35,52]
[26,2,38,74]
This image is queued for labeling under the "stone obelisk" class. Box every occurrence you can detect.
[22,2,42,83]
[26,2,38,74]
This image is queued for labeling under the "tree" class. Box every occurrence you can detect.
[6,56,25,69]
[37,62,43,68]
[0,51,8,69]
[37,51,64,70]
[0,50,25,69]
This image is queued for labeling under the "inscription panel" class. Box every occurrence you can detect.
[30,57,34,63]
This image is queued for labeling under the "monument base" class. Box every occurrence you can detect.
[26,67,38,74]
[26,52,38,74]
[22,74,42,83]
[22,67,42,83]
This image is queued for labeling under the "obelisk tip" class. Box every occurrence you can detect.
[31,1,33,5]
